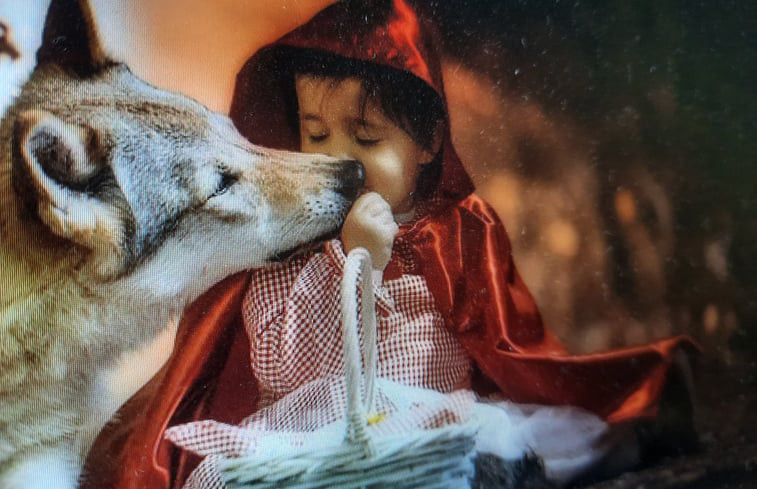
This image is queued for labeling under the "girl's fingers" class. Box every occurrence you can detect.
[356,192,392,215]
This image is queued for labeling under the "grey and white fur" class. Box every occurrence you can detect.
[0,0,363,487]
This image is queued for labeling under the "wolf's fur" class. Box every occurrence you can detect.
[0,1,363,487]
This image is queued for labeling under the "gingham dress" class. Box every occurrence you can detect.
[166,238,474,488]
[246,239,473,407]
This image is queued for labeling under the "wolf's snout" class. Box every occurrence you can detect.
[335,160,364,200]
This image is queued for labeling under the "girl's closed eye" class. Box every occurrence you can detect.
[355,135,381,146]
[301,116,328,144]
[308,132,328,143]
[354,126,382,146]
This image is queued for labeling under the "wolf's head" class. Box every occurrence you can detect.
[2,0,363,301]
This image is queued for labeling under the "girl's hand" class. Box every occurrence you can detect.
[341,192,399,271]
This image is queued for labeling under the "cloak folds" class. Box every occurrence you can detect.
[81,1,697,487]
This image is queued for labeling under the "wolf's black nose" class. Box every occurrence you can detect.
[336,160,365,200]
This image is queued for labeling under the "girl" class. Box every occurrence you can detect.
[82,1,696,488]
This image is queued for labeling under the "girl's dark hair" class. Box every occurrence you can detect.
[282,48,445,200]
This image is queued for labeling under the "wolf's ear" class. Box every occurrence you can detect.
[36,0,113,76]
[13,109,124,256]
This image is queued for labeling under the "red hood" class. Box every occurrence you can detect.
[230,0,474,205]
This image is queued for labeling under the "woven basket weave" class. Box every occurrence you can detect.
[216,248,479,489]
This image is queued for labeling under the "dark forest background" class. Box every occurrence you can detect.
[415,0,756,359]
[420,4,757,482]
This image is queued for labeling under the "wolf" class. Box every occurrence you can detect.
[0,0,363,487]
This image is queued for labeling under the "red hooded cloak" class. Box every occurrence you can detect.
[81,2,696,487]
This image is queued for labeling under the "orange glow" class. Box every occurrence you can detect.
[614,188,637,224]
[703,304,719,335]
[545,219,580,258]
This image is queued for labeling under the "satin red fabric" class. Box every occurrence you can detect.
[407,194,695,422]
[81,1,696,487]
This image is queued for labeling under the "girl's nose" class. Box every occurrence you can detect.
[322,136,354,161]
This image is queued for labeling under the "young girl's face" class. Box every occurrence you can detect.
[296,75,435,214]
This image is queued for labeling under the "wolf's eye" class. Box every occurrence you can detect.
[212,171,238,197]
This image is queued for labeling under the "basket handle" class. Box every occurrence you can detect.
[341,248,378,444]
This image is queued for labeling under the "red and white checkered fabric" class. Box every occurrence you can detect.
[245,239,473,407]
[165,239,475,488]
